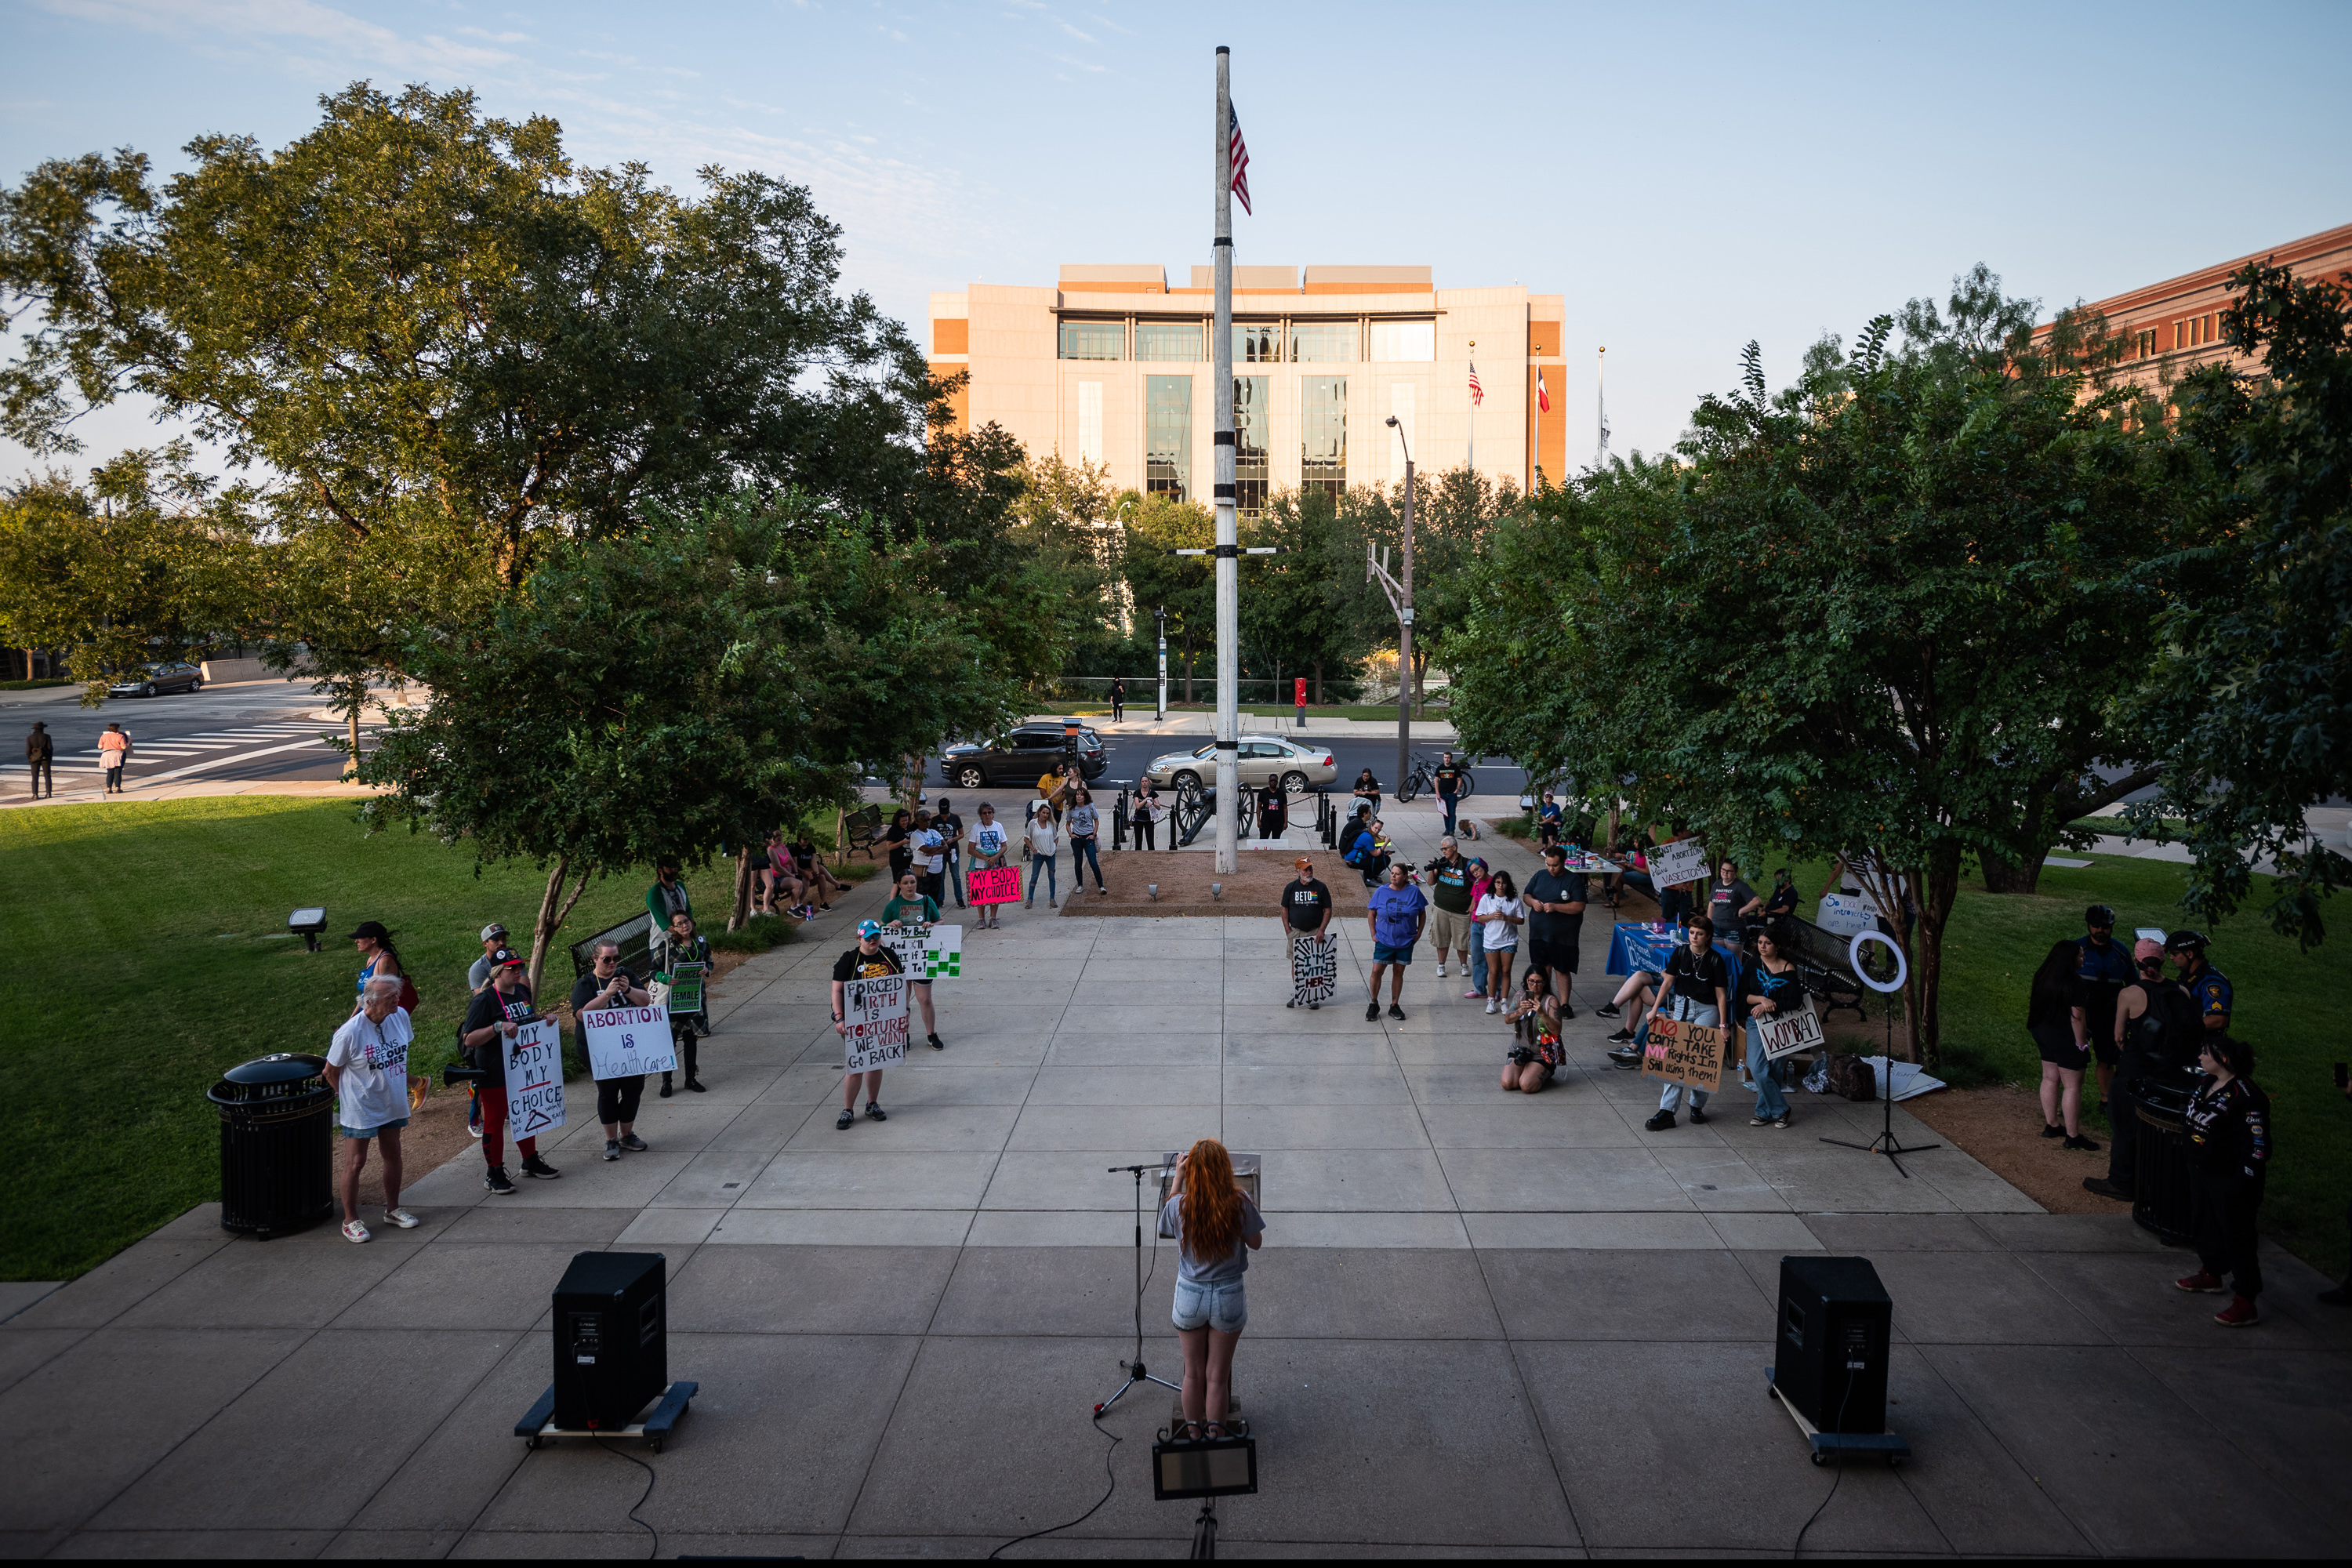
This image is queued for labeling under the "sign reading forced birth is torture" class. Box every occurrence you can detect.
[843,971,910,1075]
[503,1018,568,1137]
[1291,935,1337,1007]
[883,922,964,980]
[1639,1014,1734,1094]
[579,1002,678,1080]
[968,866,1022,906]
[1752,998,1826,1062]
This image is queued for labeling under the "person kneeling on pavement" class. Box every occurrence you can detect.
[2174,1035,2270,1329]
[1645,916,1733,1131]
[325,975,419,1241]
[574,940,653,1163]
[461,949,560,1192]
[1501,967,1563,1094]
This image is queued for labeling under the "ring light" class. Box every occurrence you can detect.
[1848,929,1908,994]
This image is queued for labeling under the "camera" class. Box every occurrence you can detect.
[1507,1044,1535,1066]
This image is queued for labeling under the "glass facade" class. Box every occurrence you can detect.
[1301,376,1346,498]
[1058,320,1126,360]
[1233,376,1269,517]
[1233,321,1282,364]
[1145,376,1193,500]
[1291,320,1359,363]
[1136,320,1203,361]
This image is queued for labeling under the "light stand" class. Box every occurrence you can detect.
[1820,929,1939,1178]
[1094,1162,1182,1417]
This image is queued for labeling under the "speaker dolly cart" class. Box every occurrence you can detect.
[516,1251,697,1451]
[514,1381,698,1453]
[1764,1370,1908,1468]
[1767,1255,1908,1468]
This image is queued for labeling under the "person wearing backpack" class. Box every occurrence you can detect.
[2085,938,2202,1201]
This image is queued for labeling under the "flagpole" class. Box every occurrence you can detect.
[1596,345,1607,465]
[1211,46,1238,874]
[1465,339,1475,475]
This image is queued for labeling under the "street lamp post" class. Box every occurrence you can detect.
[1155,606,1168,722]
[1373,415,1416,800]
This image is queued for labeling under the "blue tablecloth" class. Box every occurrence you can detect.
[1606,922,1743,978]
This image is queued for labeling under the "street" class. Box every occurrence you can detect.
[3,683,370,797]
[1080,730,1530,808]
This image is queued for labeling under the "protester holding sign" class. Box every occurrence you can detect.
[966,803,1011,927]
[910,811,948,906]
[832,920,906,1128]
[882,873,947,1050]
[1738,925,1809,1128]
[460,950,560,1192]
[1644,916,1733,1131]
[1280,857,1334,1011]
[324,975,416,1242]
[1646,834,1708,927]
[655,912,711,1098]
[572,941,654,1162]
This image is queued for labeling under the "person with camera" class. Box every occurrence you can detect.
[1501,967,1563,1093]
[1160,1138,1266,1440]
[2175,1035,2270,1327]
[1422,836,1477,981]
[832,919,904,1129]
[325,975,417,1242]
[1644,915,1733,1131]
[655,911,710,1096]
[460,949,560,1193]
[572,940,653,1163]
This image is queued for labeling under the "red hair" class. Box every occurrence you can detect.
[1180,1138,1243,1265]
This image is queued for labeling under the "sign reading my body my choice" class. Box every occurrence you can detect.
[968,865,1022,906]
[579,1002,679,1080]
[503,1018,568,1135]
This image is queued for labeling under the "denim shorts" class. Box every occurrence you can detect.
[339,1116,408,1139]
[1372,941,1416,965]
[1171,1277,1248,1334]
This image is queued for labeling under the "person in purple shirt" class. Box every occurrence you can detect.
[1364,862,1428,1022]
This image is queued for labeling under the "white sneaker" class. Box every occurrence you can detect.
[341,1219,371,1243]
[1436,964,1446,977]
[1485,999,1499,1014]
[382,1207,419,1229]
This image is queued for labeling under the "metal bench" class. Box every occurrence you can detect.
[568,911,653,982]
[1783,914,1870,1021]
[842,804,886,860]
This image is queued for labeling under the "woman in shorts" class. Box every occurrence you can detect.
[2027,938,2098,1149]
[1501,967,1563,1093]
[1160,1138,1265,1440]
[1473,869,1523,1011]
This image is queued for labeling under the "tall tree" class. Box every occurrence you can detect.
[1119,494,1214,701]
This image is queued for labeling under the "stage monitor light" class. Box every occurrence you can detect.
[1158,1152,1261,1207]
[288,906,327,952]
[1153,1434,1258,1501]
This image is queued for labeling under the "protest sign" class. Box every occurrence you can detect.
[1753,998,1826,1062]
[968,865,1022,906]
[1646,837,1708,889]
[1290,935,1337,1007]
[503,1018,567,1137]
[579,1001,678,1080]
[883,922,964,980]
[665,960,706,1015]
[1817,893,1879,938]
[843,971,910,1074]
[1639,1014,1733,1093]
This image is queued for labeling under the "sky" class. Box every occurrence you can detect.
[4,0,2350,483]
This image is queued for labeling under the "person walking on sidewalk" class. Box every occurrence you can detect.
[967,803,1011,927]
[1025,804,1062,909]
[324,975,417,1242]
[1643,916,1732,1132]
[882,873,949,1050]
[460,949,560,1192]
[97,722,131,793]
[1364,863,1428,1022]
[1110,678,1126,721]
[2175,1035,2271,1327]
[24,721,53,798]
[1067,788,1108,896]
[1432,751,1468,837]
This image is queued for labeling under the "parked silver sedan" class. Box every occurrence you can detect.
[1142,735,1336,794]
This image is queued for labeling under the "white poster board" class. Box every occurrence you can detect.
[843,971,910,1074]
[1753,997,1826,1061]
[1290,935,1337,1006]
[503,1018,567,1138]
[1817,892,1879,937]
[1647,837,1708,889]
[883,922,963,981]
[579,1001,678,1080]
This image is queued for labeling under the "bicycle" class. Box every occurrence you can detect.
[1397,752,1477,806]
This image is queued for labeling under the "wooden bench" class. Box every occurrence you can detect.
[842,805,886,861]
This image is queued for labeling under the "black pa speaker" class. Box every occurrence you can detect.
[553,1251,668,1431]
[1774,1256,1891,1435]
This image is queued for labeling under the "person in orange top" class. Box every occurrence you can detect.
[96,723,132,793]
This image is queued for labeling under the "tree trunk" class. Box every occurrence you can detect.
[729,849,756,931]
[526,857,592,1000]
[1980,848,2048,895]
[1312,659,1324,706]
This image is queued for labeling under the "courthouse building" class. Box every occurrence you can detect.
[928,265,1567,509]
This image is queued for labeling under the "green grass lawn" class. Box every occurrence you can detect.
[0,797,758,1281]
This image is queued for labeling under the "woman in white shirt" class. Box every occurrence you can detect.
[1025,806,1061,909]
[966,803,1011,928]
[1474,870,1525,1014]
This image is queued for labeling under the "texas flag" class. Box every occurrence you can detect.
[1537,367,1551,415]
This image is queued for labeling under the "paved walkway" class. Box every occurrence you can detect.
[2,797,2345,1556]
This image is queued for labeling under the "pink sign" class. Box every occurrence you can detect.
[968,865,1022,906]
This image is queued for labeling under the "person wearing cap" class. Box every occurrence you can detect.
[348,921,405,1015]
[323,974,418,1242]
[459,949,561,1192]
[2166,930,2233,1036]
[1421,837,1476,982]
[463,922,510,1139]
[572,939,653,1162]
[831,920,903,1129]
[1279,856,1334,1009]
[24,720,53,799]
[2074,906,2137,1108]
[1523,843,1588,1017]
[645,858,692,931]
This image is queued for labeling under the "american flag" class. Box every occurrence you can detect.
[1468,360,1483,406]
[1229,103,1251,215]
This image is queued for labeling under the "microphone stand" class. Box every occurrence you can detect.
[1094,1162,1182,1416]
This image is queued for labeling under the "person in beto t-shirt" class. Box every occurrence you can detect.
[460,949,561,1193]
[1642,916,1733,1132]
[1421,836,1476,980]
[1279,857,1334,1011]
[1523,843,1588,1015]
[572,939,652,1163]
[831,920,905,1129]
[1363,863,1428,1022]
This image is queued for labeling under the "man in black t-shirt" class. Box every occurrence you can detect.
[1432,752,1468,836]
[1523,844,1588,1016]
[831,921,906,1130]
[1642,916,1734,1131]
[571,940,652,1162]
[932,798,967,909]
[1763,869,1799,920]
[1280,857,1334,1010]
[460,949,560,1192]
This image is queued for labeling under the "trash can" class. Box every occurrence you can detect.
[209,1052,335,1238]
[2130,1077,2198,1245]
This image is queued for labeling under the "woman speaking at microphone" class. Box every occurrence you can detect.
[1159,1139,1267,1440]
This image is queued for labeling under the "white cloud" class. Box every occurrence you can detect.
[1058,20,1093,42]
[31,0,518,70]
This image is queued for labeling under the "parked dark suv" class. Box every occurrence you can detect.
[937,720,1109,790]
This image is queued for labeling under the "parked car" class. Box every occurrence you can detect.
[1143,735,1335,795]
[107,661,204,699]
[937,721,1109,789]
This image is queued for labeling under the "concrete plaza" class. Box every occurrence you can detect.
[2,798,2346,1557]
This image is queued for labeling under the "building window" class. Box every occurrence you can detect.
[1234,376,1269,516]
[1291,320,1359,363]
[1369,319,1436,362]
[1233,321,1281,364]
[1078,381,1104,464]
[1301,376,1347,498]
[1146,376,1192,500]
[1058,320,1126,360]
[1137,320,1203,361]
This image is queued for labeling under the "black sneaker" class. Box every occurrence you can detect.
[1387,1003,1406,1021]
[865,1102,888,1122]
[1644,1110,1677,1132]
[1606,1027,1636,1044]
[1687,1108,1710,1125]
[603,1140,622,1162]
[619,1133,648,1152]
[485,1164,517,1195]
[1366,1001,1381,1022]
[1561,1005,1576,1020]
[2082,1176,2131,1200]
[685,1078,707,1092]
[2041,1123,2066,1139]
[522,1153,561,1179]
[927,1033,945,1051]
[1287,999,1298,1008]
[837,1107,856,1130]
[659,1078,674,1098]
[1596,1002,1621,1018]
[2063,1134,2102,1152]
